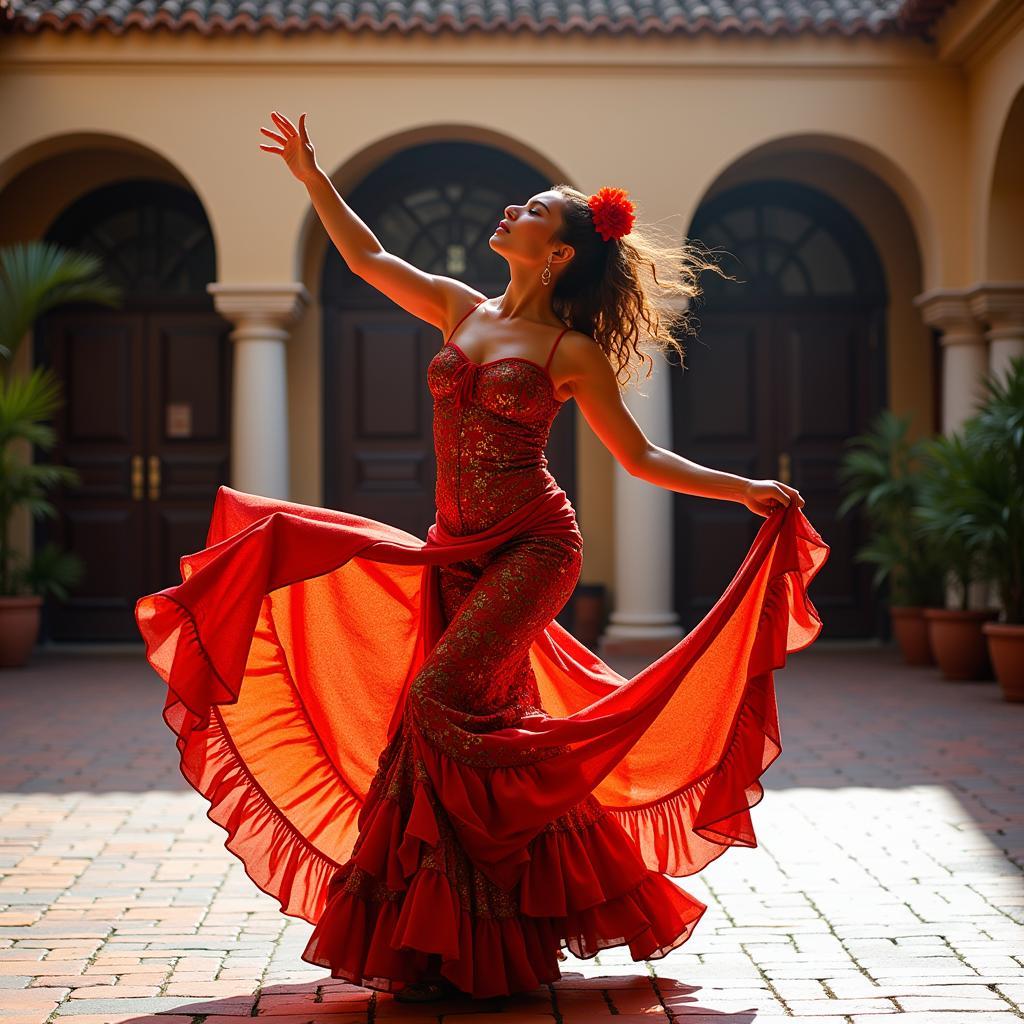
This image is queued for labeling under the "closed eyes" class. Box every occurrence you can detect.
[506,206,542,220]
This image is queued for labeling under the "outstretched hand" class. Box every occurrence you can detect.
[259,110,320,184]
[742,478,805,518]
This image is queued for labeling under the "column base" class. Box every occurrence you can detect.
[598,622,686,660]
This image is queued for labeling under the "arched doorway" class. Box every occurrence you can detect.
[986,83,1024,279]
[35,179,230,642]
[673,180,887,638]
[321,141,576,540]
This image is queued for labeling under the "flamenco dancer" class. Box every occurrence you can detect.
[135,110,829,1006]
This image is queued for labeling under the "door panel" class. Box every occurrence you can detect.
[321,140,576,552]
[772,312,874,636]
[325,308,439,537]
[40,312,147,641]
[145,313,232,588]
[325,307,576,539]
[672,310,875,638]
[672,315,773,624]
[37,309,230,641]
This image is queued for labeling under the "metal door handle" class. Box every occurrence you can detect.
[131,454,144,500]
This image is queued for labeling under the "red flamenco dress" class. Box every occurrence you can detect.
[134,297,829,999]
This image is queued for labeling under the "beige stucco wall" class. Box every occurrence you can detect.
[954,2,1024,278]
[0,7,1021,593]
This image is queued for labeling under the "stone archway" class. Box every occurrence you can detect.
[35,178,230,642]
[673,179,888,639]
[985,84,1024,282]
[321,140,576,539]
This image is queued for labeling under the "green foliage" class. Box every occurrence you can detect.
[0,241,121,361]
[911,426,993,611]
[954,356,1024,622]
[908,355,1024,621]
[0,240,123,599]
[837,409,946,608]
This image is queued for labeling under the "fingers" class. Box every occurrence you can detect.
[777,481,806,509]
[271,111,297,137]
[260,126,287,145]
[258,145,285,154]
[298,112,309,141]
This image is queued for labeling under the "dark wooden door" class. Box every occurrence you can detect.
[323,141,576,538]
[36,308,231,641]
[326,307,440,537]
[674,180,889,639]
[325,306,577,539]
[671,308,878,638]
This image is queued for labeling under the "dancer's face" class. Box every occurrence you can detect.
[490,190,572,271]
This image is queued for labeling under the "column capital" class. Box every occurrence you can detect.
[207,282,311,328]
[913,288,985,345]
[965,282,1024,334]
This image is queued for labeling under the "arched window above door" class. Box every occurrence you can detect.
[374,181,512,278]
[324,142,550,301]
[44,179,215,304]
[692,181,886,310]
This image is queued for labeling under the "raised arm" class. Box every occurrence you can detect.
[556,333,805,519]
[259,110,480,333]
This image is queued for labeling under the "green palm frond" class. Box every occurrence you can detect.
[0,365,66,448]
[0,240,119,597]
[0,240,124,363]
[836,408,947,607]
[19,542,85,603]
[910,398,1023,616]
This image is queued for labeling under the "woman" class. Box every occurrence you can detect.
[136,111,827,1006]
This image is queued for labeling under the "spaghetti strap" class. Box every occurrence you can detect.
[447,298,486,344]
[544,326,571,372]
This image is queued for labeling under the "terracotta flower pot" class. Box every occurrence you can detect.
[0,594,43,668]
[982,622,1024,702]
[922,607,1000,681]
[890,606,935,665]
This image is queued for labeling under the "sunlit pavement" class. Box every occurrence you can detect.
[0,641,1022,1023]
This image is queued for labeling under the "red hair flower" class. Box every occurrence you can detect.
[588,186,636,242]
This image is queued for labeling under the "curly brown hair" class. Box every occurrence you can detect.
[548,183,733,389]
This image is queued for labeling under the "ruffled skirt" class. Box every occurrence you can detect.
[134,483,829,999]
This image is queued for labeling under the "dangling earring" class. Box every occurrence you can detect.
[541,254,552,286]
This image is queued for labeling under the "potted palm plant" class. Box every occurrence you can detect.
[0,241,122,667]
[971,356,1024,701]
[913,422,1001,682]
[837,410,946,664]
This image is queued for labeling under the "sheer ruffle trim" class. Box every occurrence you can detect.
[350,781,654,914]
[134,502,828,936]
[606,670,779,877]
[138,593,344,924]
[606,513,828,878]
[300,791,707,999]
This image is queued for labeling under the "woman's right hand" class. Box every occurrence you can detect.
[741,478,805,518]
[259,110,321,184]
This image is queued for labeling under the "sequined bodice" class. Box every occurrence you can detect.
[427,302,569,535]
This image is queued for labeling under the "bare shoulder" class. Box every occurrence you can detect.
[557,329,615,378]
[437,280,488,335]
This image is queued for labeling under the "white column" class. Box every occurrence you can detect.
[207,283,310,500]
[967,284,1024,613]
[914,290,990,433]
[599,346,684,658]
[914,289,992,610]
[967,283,1024,385]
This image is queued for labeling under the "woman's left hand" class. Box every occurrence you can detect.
[741,478,805,518]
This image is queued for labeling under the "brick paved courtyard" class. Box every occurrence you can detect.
[1,641,1022,1024]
